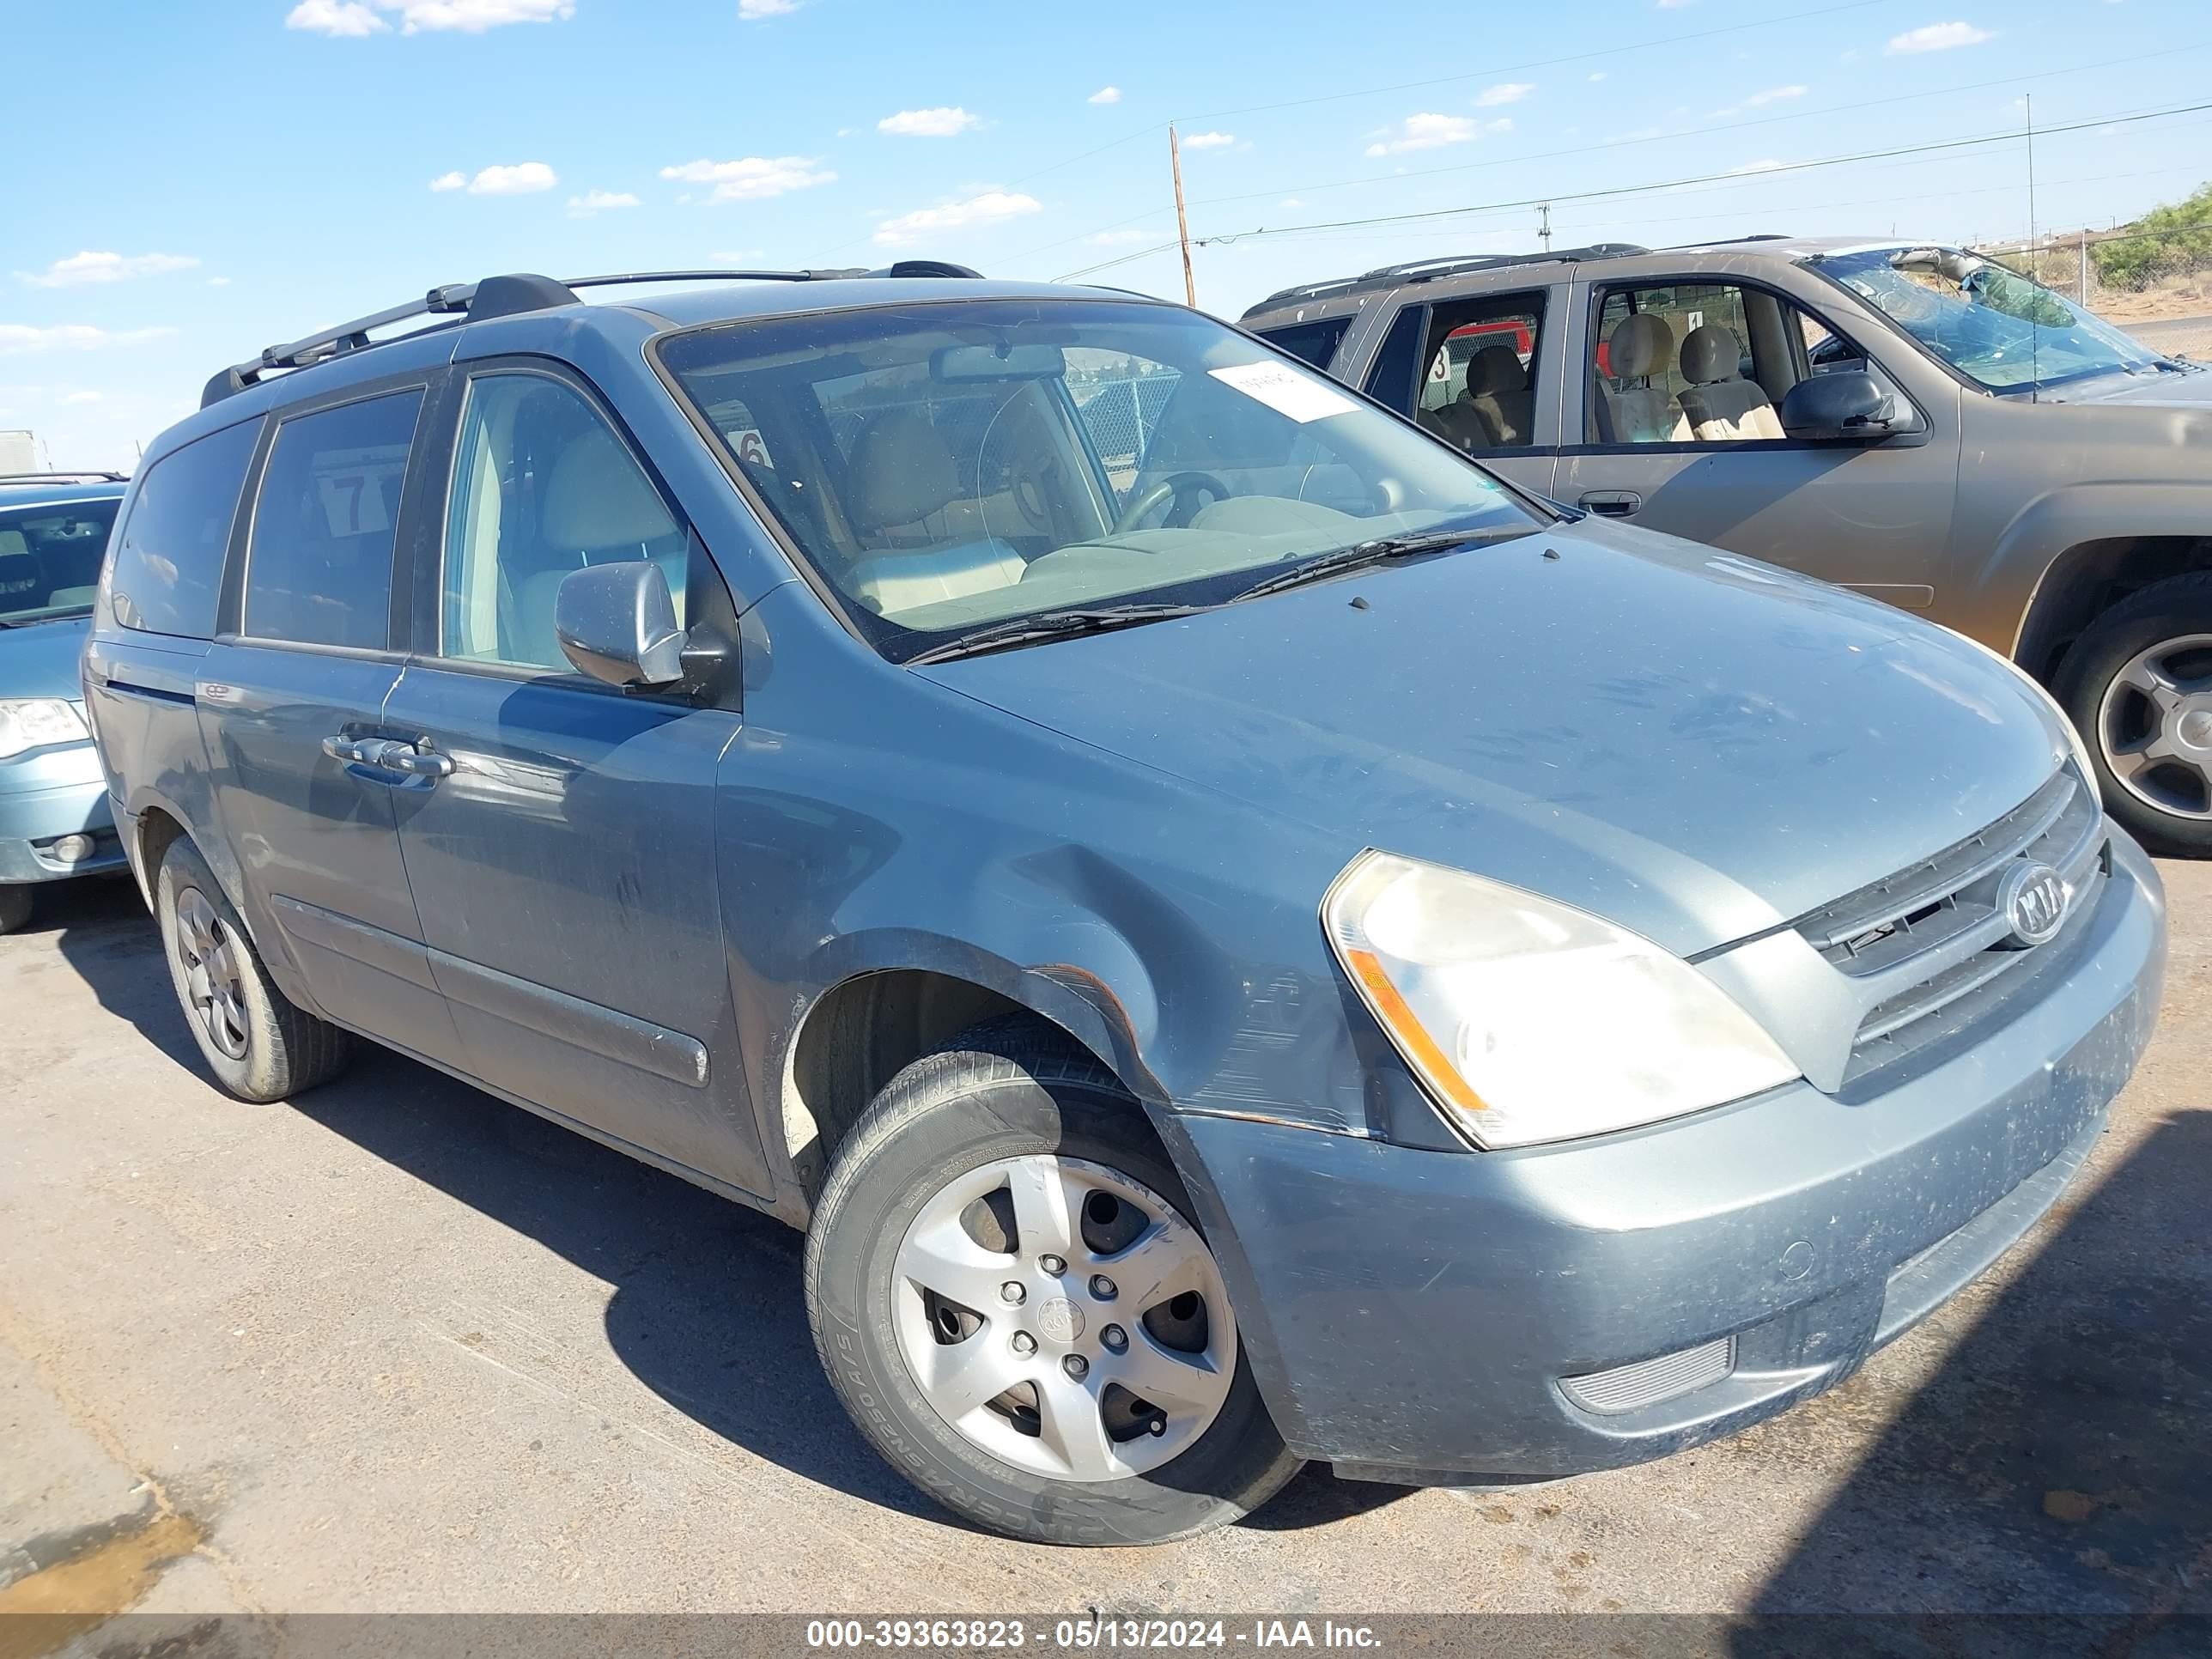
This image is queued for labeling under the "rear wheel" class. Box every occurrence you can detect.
[155,839,353,1101]
[805,1017,1300,1545]
[2057,573,2212,857]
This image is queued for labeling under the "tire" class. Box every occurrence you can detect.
[155,838,353,1102]
[2054,572,2212,858]
[805,1015,1301,1545]
[0,884,31,936]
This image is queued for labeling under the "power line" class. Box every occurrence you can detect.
[1051,98,2212,281]
[1007,38,2208,273]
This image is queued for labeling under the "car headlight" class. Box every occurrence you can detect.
[0,698,92,761]
[1942,626,2096,785]
[1324,850,1800,1148]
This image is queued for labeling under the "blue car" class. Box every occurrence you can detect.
[84,268,2166,1546]
[1,472,131,931]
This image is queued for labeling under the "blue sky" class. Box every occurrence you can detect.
[6,0,2209,469]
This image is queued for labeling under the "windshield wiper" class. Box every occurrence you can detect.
[1229,526,1528,605]
[904,602,1210,665]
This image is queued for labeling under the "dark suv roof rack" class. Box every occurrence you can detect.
[1241,243,1650,320]
[200,261,985,409]
[0,470,129,485]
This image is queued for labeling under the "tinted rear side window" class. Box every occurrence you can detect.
[245,390,423,651]
[1255,316,1352,370]
[106,422,258,637]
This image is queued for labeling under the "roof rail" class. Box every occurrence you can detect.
[200,261,986,409]
[1242,242,1650,320]
[0,470,129,484]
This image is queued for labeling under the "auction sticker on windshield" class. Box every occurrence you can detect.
[1208,362,1358,423]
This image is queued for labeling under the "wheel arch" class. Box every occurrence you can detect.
[773,936,1167,1211]
[1995,487,2212,679]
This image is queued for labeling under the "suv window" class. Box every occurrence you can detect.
[244,391,422,650]
[1414,291,1547,453]
[0,496,120,624]
[1253,316,1352,371]
[442,374,685,672]
[106,422,258,637]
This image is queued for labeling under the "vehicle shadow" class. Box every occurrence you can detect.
[1731,1105,2212,1656]
[46,883,1391,1537]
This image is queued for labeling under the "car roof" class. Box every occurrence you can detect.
[1239,234,1901,327]
[626,276,1157,328]
[0,477,129,509]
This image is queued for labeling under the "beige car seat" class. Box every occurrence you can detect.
[1675,324,1784,441]
[1602,313,1680,443]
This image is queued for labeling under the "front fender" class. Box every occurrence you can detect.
[1985,481,2212,659]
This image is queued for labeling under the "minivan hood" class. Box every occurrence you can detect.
[920,524,2068,957]
[0,612,94,701]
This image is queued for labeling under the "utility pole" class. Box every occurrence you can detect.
[1539,202,1552,252]
[2080,227,2090,304]
[1169,125,1197,309]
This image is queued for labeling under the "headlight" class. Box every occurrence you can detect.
[1942,626,2096,785]
[1324,850,1799,1148]
[0,698,91,761]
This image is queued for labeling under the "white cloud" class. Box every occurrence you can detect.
[434,161,557,194]
[288,0,573,33]
[874,189,1042,247]
[1088,85,1121,105]
[1474,82,1534,106]
[0,325,176,355]
[660,155,836,202]
[1657,0,1694,8]
[568,189,641,216]
[1743,83,1808,106]
[1887,21,1995,53]
[1589,70,1607,82]
[1279,197,1304,208]
[1729,158,1787,174]
[1084,229,1154,246]
[1180,131,1236,150]
[1364,112,1506,157]
[878,106,981,137]
[285,0,386,34]
[17,251,199,288]
[738,0,797,16]
[207,276,233,287]
[63,390,102,404]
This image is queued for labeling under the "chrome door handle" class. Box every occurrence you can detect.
[386,744,454,779]
[321,734,368,763]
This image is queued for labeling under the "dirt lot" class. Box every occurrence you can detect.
[2,862,2208,1630]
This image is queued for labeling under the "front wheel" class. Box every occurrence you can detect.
[2056,573,2212,857]
[805,1018,1300,1545]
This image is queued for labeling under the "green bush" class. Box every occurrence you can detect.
[2093,183,2212,291]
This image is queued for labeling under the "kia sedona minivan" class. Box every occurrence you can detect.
[84,266,2166,1545]
[1,471,131,933]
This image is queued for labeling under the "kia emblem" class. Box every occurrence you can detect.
[1997,860,2068,949]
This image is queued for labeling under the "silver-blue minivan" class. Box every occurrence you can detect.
[1,472,131,932]
[85,268,2168,1547]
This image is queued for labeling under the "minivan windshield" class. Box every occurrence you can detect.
[0,496,120,627]
[1811,245,2164,392]
[658,299,1544,659]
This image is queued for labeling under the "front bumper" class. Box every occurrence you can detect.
[1168,834,2167,1484]
[0,740,128,884]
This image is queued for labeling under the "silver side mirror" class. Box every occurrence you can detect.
[555,562,687,689]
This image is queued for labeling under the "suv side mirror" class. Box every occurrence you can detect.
[555,562,687,689]
[1778,369,1897,442]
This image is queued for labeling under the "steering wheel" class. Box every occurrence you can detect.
[1111,470,1231,535]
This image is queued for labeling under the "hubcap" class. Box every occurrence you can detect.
[891,1154,1237,1483]
[2097,633,2212,823]
[174,887,250,1060]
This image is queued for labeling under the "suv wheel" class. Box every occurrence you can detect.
[155,839,353,1101]
[805,1016,1301,1545]
[2057,573,2212,856]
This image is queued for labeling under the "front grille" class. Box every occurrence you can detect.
[1562,1337,1735,1415]
[1796,767,2108,1087]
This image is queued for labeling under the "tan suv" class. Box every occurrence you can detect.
[1247,237,2212,854]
